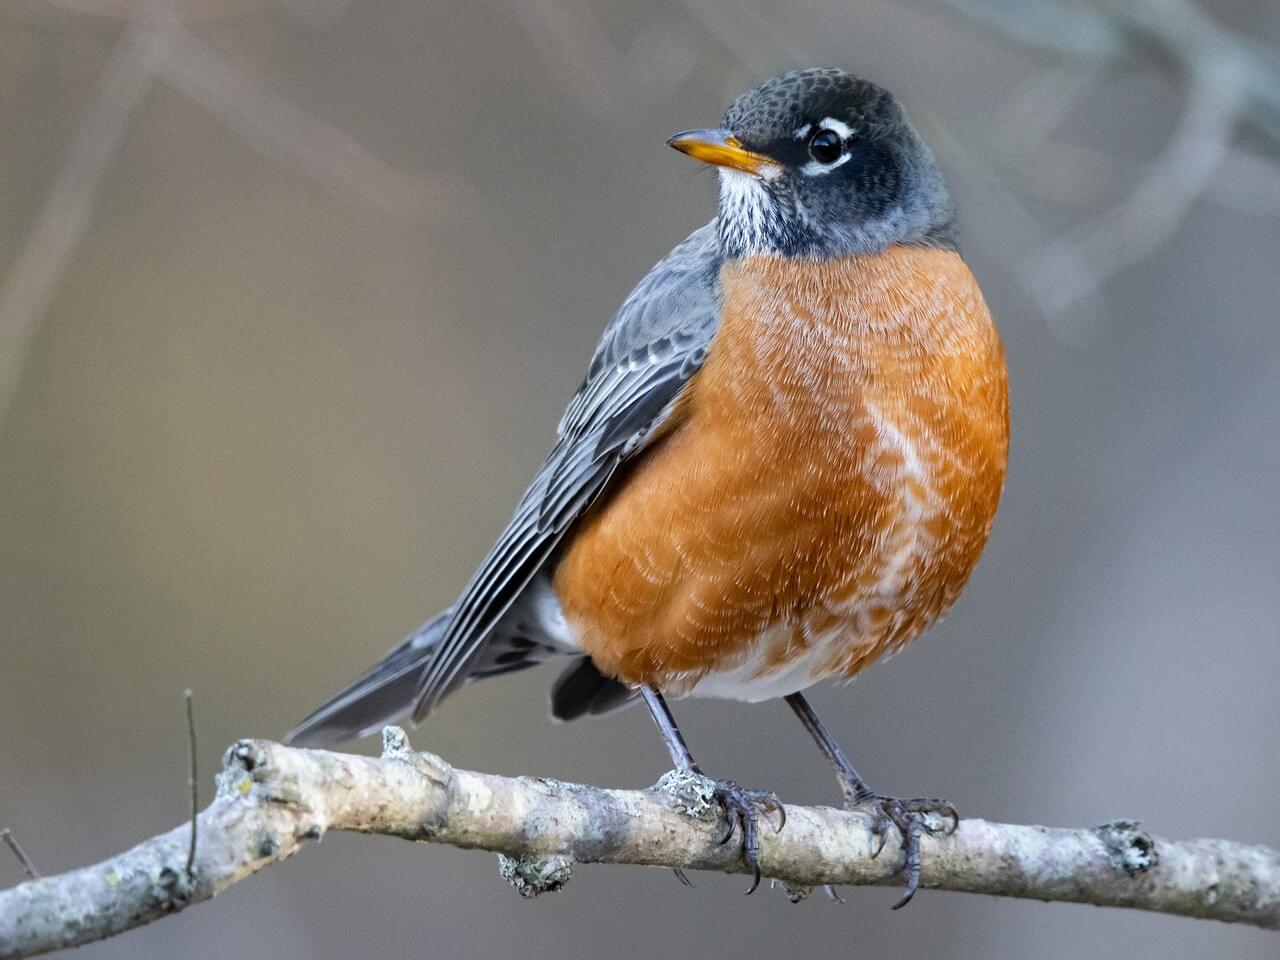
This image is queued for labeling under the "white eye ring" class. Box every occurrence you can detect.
[800,120,853,176]
[818,117,855,139]
[794,118,857,141]
[807,129,844,164]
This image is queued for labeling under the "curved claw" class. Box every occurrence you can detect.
[744,861,762,896]
[762,797,786,833]
[900,797,959,836]
[707,779,785,895]
[717,805,741,846]
[932,802,961,836]
[737,797,760,894]
[868,814,891,859]
[892,815,924,908]
[849,794,958,908]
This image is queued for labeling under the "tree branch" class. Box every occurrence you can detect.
[935,0,1280,317]
[1,727,1277,958]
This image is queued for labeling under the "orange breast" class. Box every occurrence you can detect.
[552,245,1009,698]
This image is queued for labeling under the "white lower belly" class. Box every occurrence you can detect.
[682,623,864,702]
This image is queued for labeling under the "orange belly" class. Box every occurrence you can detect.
[552,245,1009,699]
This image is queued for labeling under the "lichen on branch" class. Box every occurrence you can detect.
[1,728,1278,958]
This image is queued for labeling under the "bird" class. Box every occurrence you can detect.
[286,67,1009,905]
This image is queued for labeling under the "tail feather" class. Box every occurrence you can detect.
[550,656,637,721]
[285,601,577,746]
[284,611,450,747]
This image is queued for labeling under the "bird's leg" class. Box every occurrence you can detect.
[784,692,958,909]
[641,687,784,894]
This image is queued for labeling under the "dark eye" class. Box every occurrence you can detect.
[808,129,843,164]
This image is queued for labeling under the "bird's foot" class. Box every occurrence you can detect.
[848,792,958,909]
[711,779,786,894]
[656,770,783,892]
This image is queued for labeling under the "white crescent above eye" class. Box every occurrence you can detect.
[818,117,855,139]
[798,117,857,176]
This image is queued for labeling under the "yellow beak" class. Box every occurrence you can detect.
[666,129,779,177]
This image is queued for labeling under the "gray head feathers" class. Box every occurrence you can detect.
[714,68,955,259]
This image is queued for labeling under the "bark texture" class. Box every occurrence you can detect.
[2,727,1277,958]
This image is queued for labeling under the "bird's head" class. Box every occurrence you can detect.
[669,68,955,259]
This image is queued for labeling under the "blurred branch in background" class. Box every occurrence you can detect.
[6,0,1275,425]
[2,730,1279,958]
[502,0,701,120]
[0,0,462,432]
[0,0,186,433]
[939,0,1280,314]
[159,29,465,219]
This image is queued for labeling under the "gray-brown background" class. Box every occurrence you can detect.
[2,1,1278,957]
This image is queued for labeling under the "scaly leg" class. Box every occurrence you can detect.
[784,692,957,908]
[642,688,784,893]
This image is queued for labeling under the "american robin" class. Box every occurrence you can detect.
[287,67,1009,905]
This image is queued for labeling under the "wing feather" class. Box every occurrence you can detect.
[411,222,722,720]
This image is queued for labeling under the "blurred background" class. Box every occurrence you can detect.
[1,0,1278,957]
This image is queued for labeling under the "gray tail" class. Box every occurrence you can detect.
[284,612,452,747]
[285,607,585,747]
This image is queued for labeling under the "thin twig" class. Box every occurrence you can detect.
[184,689,198,879]
[501,0,699,120]
[0,830,39,881]
[935,0,1280,317]
[0,0,460,432]
[0,0,188,431]
[0,730,1277,959]
[157,29,466,221]
[935,0,1129,61]
[1023,57,1238,314]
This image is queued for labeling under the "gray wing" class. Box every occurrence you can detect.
[411,222,721,720]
